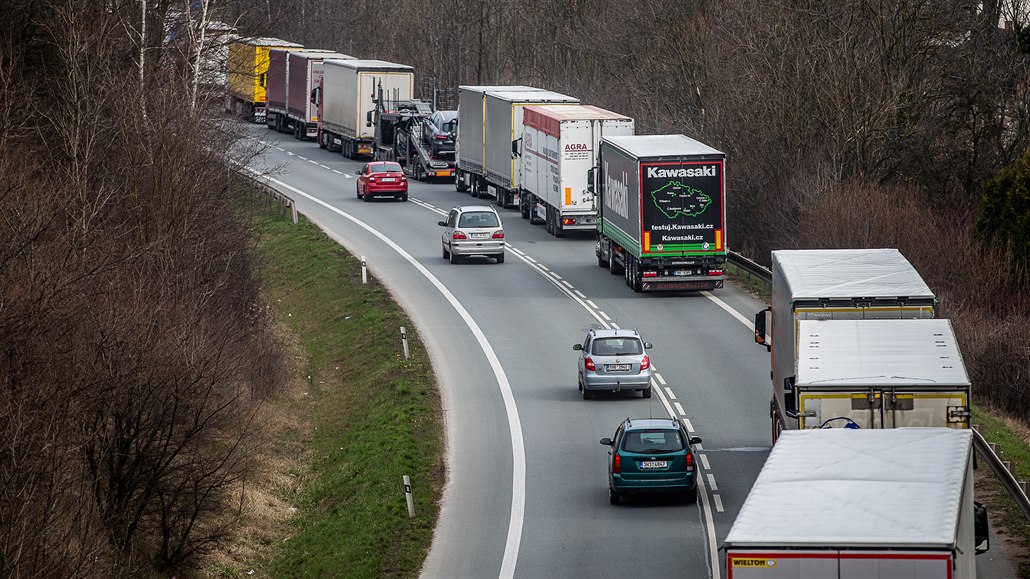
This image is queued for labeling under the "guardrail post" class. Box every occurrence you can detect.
[291,200,298,224]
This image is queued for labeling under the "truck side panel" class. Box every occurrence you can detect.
[522,123,555,207]
[597,142,642,251]
[639,158,725,256]
[456,87,487,175]
[266,49,288,112]
[726,550,954,579]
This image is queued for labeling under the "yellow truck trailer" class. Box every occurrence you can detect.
[225,37,303,123]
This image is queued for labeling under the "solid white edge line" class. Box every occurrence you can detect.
[701,290,755,330]
[249,169,526,578]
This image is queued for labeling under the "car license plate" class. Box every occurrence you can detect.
[606,364,631,371]
[381,177,396,182]
[640,460,668,469]
[672,270,694,277]
[471,233,489,239]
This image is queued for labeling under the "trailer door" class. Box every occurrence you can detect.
[798,388,969,429]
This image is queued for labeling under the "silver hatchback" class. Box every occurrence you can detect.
[439,205,505,264]
[574,328,653,399]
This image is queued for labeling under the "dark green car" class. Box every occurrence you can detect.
[599,417,702,505]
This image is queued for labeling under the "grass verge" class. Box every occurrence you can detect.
[235,196,443,577]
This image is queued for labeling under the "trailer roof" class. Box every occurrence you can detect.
[525,104,632,122]
[602,134,723,158]
[459,85,541,94]
[797,319,969,387]
[324,59,414,72]
[235,37,303,48]
[724,428,971,549]
[772,249,935,300]
[288,50,356,60]
[484,89,579,103]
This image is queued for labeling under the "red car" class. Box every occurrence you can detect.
[356,161,408,201]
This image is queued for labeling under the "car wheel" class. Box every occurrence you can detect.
[496,252,504,264]
[356,185,361,199]
[609,488,622,505]
[582,388,592,400]
[362,192,370,202]
[684,486,698,504]
[442,245,450,259]
[449,250,458,264]
[401,193,408,201]
[642,386,652,399]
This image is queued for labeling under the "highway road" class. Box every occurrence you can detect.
[240,124,1018,579]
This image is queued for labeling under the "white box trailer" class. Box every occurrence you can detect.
[455,86,579,208]
[319,59,414,159]
[754,249,937,442]
[520,105,634,236]
[790,319,971,430]
[724,428,988,579]
[285,50,354,140]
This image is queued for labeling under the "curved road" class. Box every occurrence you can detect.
[241,124,1017,579]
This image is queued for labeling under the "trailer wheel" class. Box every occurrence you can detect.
[455,170,468,192]
[598,253,608,268]
[609,251,624,275]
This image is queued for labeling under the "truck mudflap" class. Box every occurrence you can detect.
[641,274,724,292]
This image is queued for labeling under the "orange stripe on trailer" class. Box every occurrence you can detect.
[564,187,572,206]
[643,231,650,253]
[716,229,722,250]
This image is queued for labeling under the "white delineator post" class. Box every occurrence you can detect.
[361,256,367,284]
[401,326,410,359]
[403,475,415,518]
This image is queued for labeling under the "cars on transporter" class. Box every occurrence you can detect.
[356,161,408,201]
[573,328,653,399]
[438,205,506,264]
[424,109,457,155]
[600,417,702,505]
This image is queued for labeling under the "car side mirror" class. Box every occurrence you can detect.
[366,110,373,128]
[644,342,653,349]
[755,307,770,351]
[573,344,583,351]
[437,220,447,227]
[689,436,702,445]
[599,438,613,446]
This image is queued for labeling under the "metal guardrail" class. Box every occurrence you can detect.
[240,169,298,224]
[726,249,1030,521]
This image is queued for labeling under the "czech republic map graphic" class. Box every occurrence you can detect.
[649,181,712,219]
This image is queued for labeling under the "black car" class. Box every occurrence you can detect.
[424,110,457,154]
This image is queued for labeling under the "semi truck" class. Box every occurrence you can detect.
[723,428,989,579]
[317,59,414,159]
[753,249,937,442]
[225,37,303,123]
[591,135,727,292]
[454,86,579,208]
[519,105,635,236]
[787,318,971,431]
[266,50,353,139]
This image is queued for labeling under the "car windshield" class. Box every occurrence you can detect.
[591,337,642,356]
[370,162,402,173]
[621,430,684,453]
[458,212,499,228]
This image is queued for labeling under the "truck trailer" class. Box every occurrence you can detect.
[788,319,971,431]
[519,105,634,236]
[369,93,455,181]
[317,59,414,159]
[225,37,303,123]
[266,50,354,139]
[753,249,937,442]
[592,135,727,292]
[723,428,989,579]
[454,86,579,208]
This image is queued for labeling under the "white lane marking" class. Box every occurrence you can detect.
[702,290,754,330]
[674,402,685,415]
[707,474,719,492]
[598,311,611,322]
[247,169,526,578]
[609,322,620,330]
[344,174,353,179]
[538,264,549,271]
[332,169,343,174]
[509,247,525,256]
[319,164,330,170]
[561,280,573,289]
[298,155,308,161]
[573,289,585,298]
[308,159,319,165]
[699,454,711,470]
[286,151,295,156]
[549,272,561,280]
[665,387,676,400]
[524,256,537,264]
[683,418,695,433]
[654,373,667,386]
[585,300,597,309]
[275,146,284,151]
[713,494,724,512]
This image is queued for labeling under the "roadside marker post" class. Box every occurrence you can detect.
[403,475,415,518]
[401,326,410,359]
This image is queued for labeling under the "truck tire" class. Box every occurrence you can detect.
[496,187,504,207]
[609,253,624,275]
[455,171,469,192]
[318,132,328,149]
[520,192,530,219]
[598,253,608,268]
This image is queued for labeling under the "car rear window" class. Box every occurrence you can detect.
[458,212,500,228]
[622,430,684,453]
[591,337,642,356]
[370,162,402,173]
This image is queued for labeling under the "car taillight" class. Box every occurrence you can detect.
[640,355,650,371]
[436,134,448,140]
[584,357,595,371]
[686,452,694,471]
[613,453,621,474]
[453,231,467,240]
[491,230,504,239]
